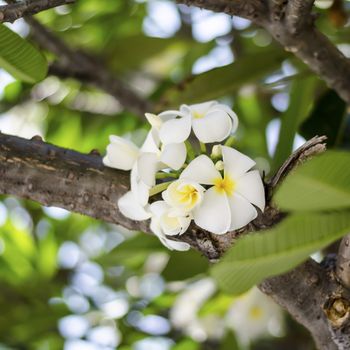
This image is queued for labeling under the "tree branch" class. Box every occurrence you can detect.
[176,0,350,104]
[336,234,350,289]
[0,0,75,23]
[26,17,152,117]
[1,131,346,348]
[176,0,268,25]
[260,257,350,350]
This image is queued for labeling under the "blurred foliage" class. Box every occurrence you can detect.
[1,0,350,349]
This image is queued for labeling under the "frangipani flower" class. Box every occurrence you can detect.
[227,287,284,345]
[180,146,265,234]
[150,201,191,251]
[103,135,139,171]
[103,130,186,175]
[162,179,205,212]
[148,101,239,145]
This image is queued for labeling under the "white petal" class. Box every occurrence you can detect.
[150,201,168,218]
[118,191,151,221]
[181,101,217,116]
[193,187,231,234]
[130,166,150,206]
[227,193,258,231]
[161,213,191,236]
[150,216,162,237]
[141,128,160,153]
[158,110,183,122]
[103,136,139,170]
[215,104,239,134]
[221,146,256,180]
[137,152,158,187]
[145,113,162,130]
[159,236,191,251]
[180,155,220,185]
[235,170,265,211]
[192,110,232,143]
[162,179,205,211]
[159,115,192,145]
[178,216,192,235]
[161,142,187,170]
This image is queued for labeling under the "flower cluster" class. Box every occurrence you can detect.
[103,101,265,251]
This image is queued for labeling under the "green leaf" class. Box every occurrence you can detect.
[0,24,47,83]
[220,331,240,350]
[272,77,317,172]
[162,250,209,281]
[211,212,350,295]
[163,48,286,106]
[301,89,347,147]
[275,151,350,211]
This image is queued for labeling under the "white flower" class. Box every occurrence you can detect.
[154,101,239,145]
[117,162,152,221]
[180,146,265,234]
[149,201,191,251]
[162,179,205,213]
[226,287,284,345]
[103,130,187,174]
[103,135,139,171]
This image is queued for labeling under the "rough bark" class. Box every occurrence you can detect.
[0,0,75,23]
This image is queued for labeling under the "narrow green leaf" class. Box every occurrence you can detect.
[0,24,47,83]
[275,151,350,211]
[164,48,286,106]
[162,250,209,281]
[272,77,317,172]
[211,212,350,295]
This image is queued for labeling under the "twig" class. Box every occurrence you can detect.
[0,0,75,23]
[26,17,152,117]
[177,0,350,105]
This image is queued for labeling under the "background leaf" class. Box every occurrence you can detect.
[211,212,350,295]
[272,77,317,172]
[0,24,47,83]
[301,89,347,147]
[275,151,350,211]
[163,48,286,106]
[162,250,209,281]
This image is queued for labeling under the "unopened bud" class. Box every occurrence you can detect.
[215,160,224,171]
[211,145,222,158]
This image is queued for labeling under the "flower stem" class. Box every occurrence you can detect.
[224,136,235,147]
[149,181,174,196]
[185,141,196,161]
[199,142,206,154]
[156,172,178,179]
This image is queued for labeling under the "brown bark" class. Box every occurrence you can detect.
[0,0,75,23]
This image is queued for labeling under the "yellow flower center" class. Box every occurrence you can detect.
[249,306,263,320]
[193,111,204,119]
[177,184,199,208]
[214,175,235,196]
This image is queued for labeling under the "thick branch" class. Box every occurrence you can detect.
[2,132,347,349]
[26,17,152,117]
[336,234,350,289]
[176,0,268,25]
[177,0,350,104]
[260,258,350,350]
[0,0,74,23]
[0,132,148,233]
